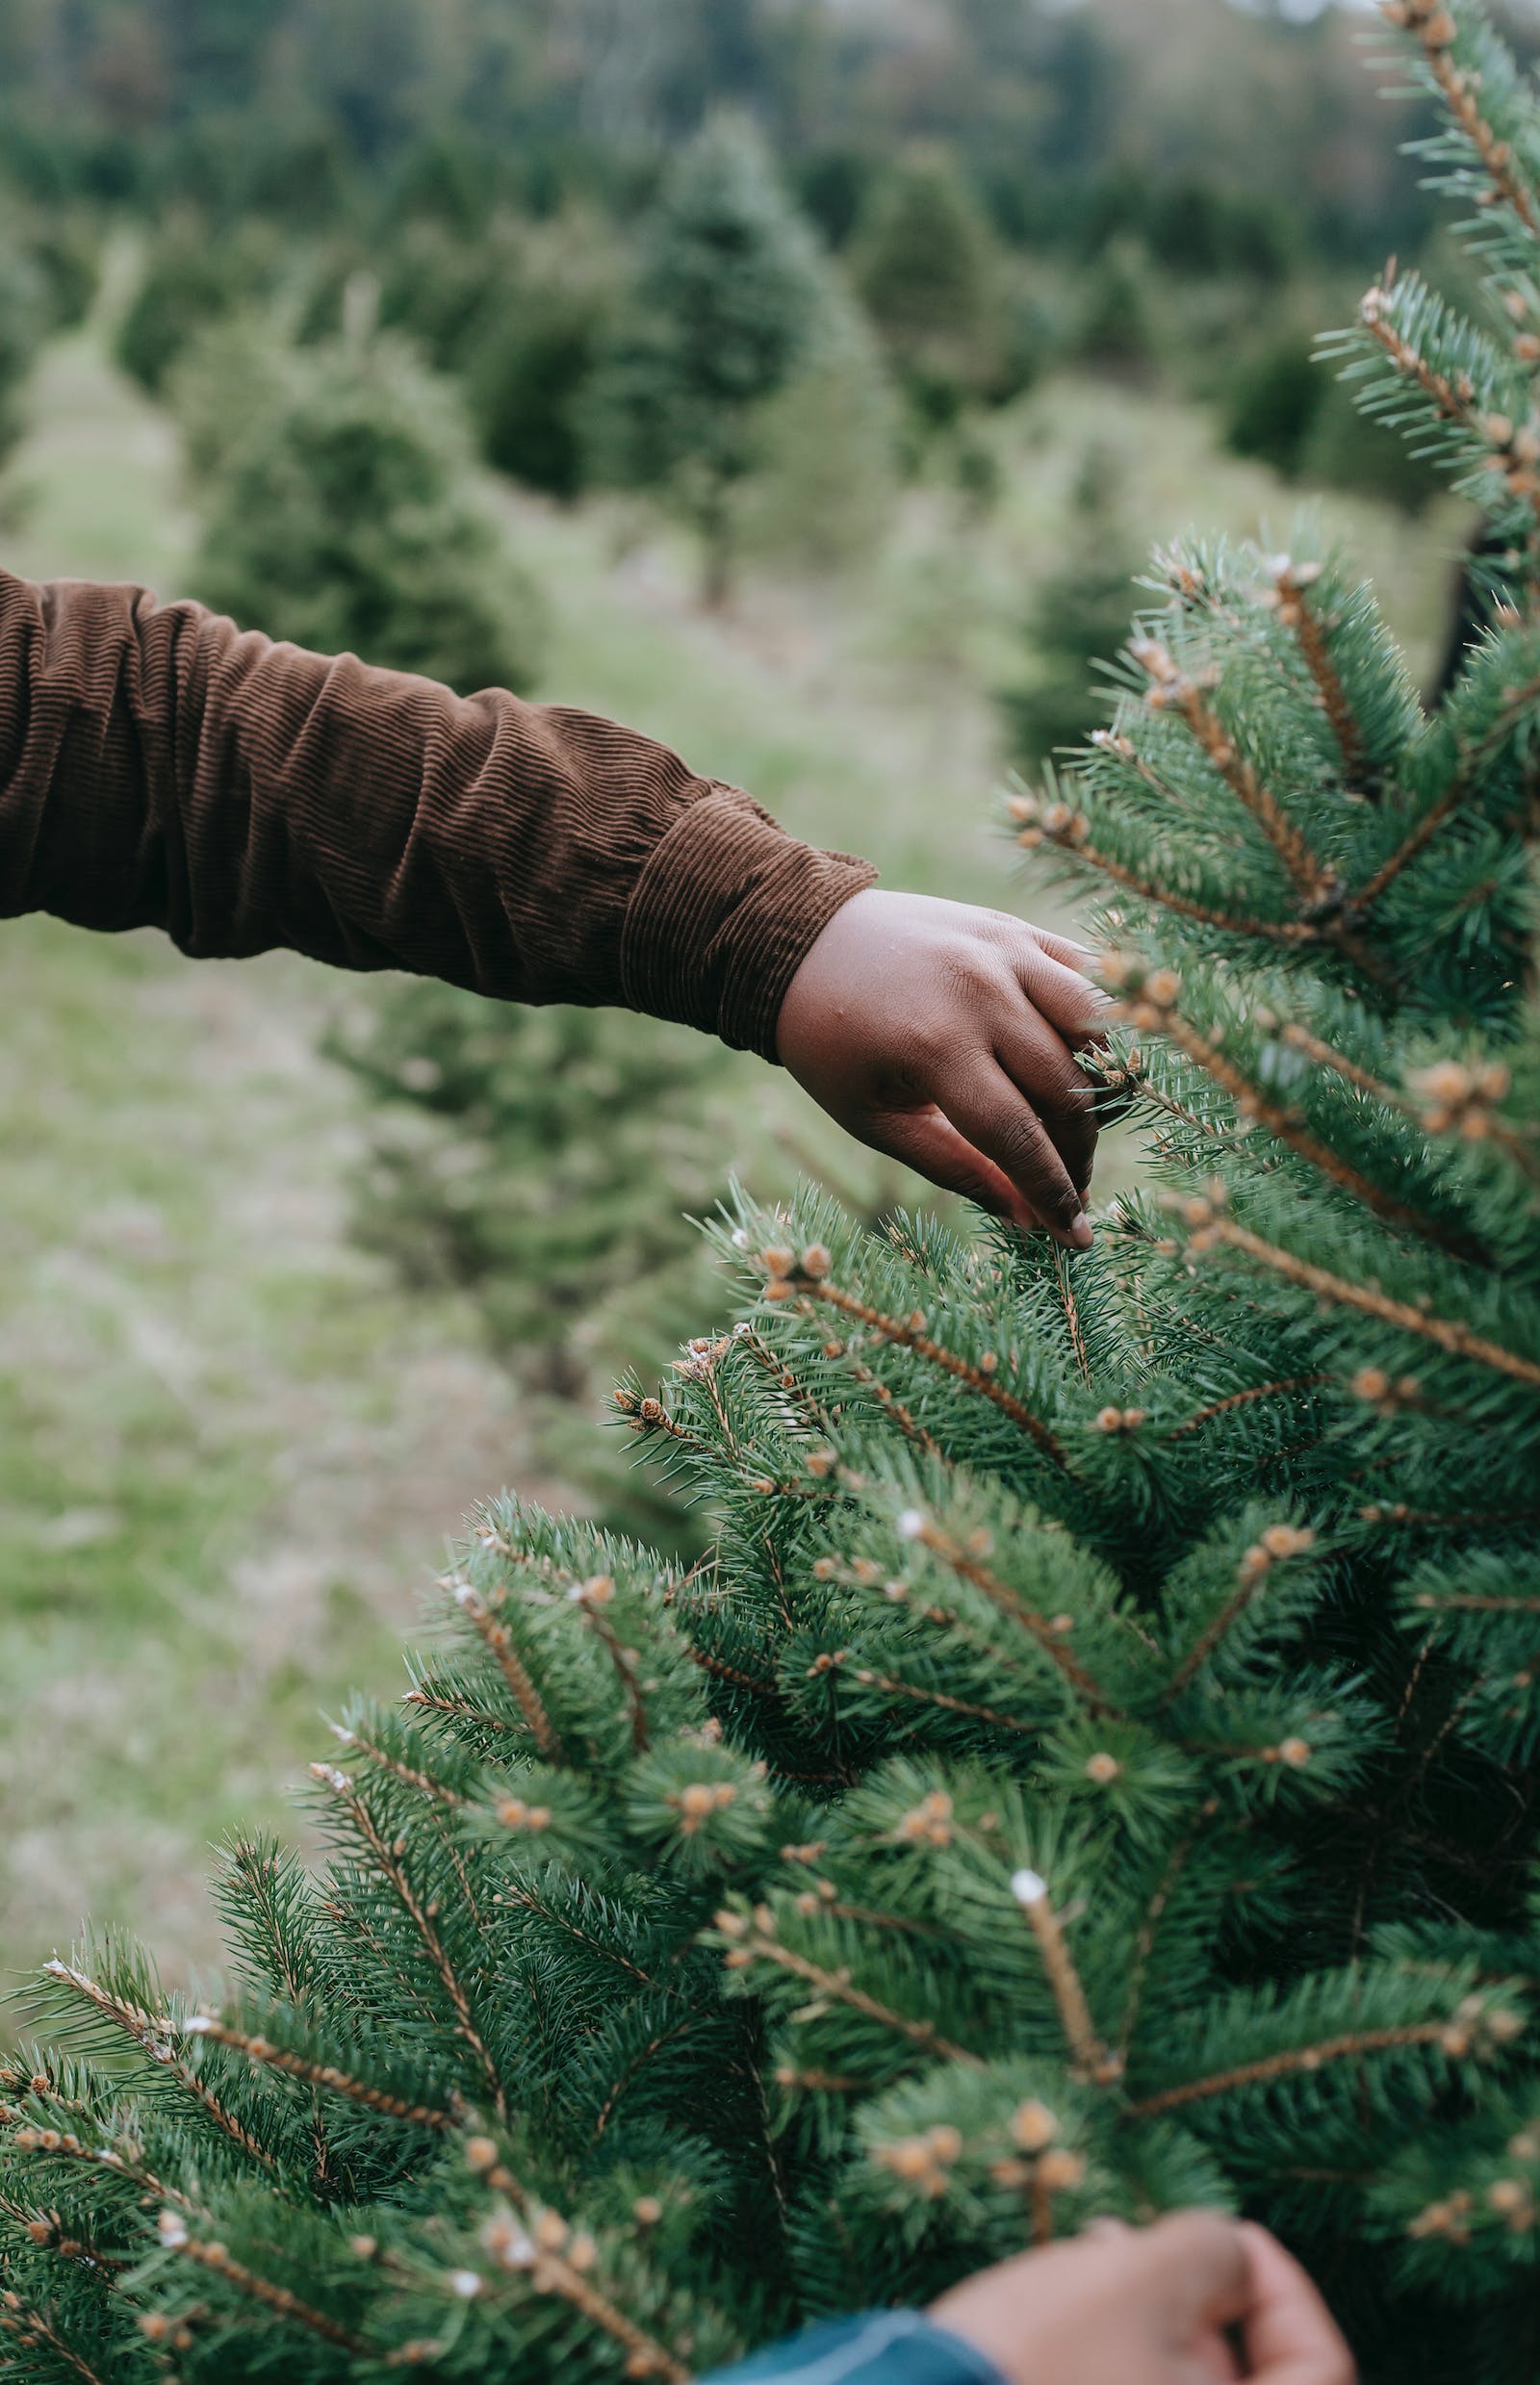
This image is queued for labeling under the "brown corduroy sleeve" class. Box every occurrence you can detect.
[0,571,877,1060]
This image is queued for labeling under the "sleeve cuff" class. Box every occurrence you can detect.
[618,783,877,1061]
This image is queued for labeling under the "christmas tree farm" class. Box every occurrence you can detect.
[3,6,1539,2380]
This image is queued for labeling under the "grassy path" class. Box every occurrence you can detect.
[0,332,534,1980]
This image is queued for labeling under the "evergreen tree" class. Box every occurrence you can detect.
[851,149,1002,427]
[115,217,282,397]
[187,322,545,696]
[584,118,828,604]
[328,983,738,1547]
[997,444,1141,772]
[465,215,620,500]
[0,238,46,464]
[5,11,1540,2385]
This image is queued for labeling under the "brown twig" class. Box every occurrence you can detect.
[160,2223,370,2355]
[1412,1590,1540,1611]
[1054,1249,1093,1387]
[1162,1580,1271,1705]
[179,2017,451,2129]
[40,1962,278,2176]
[727,1929,980,2064]
[1165,668,1336,906]
[498,1884,656,1987]
[592,2014,702,2139]
[1192,1217,1540,1390]
[1029,826,1325,949]
[688,1647,780,1698]
[1127,2022,1454,2117]
[843,1355,945,1457]
[1274,1019,1540,1197]
[1396,0,1540,231]
[784,1275,1069,1468]
[403,1683,512,1734]
[312,1768,506,2120]
[1118,1802,1221,2055]
[519,2247,691,2383]
[3,2119,198,2219]
[332,1726,466,1806]
[848,1665,1036,1736]
[0,2297,116,2385]
[1272,564,1367,784]
[1013,1870,1120,2084]
[1161,1376,1329,1442]
[1155,1005,1487,1264]
[910,1520,1116,1711]
[450,1584,564,1761]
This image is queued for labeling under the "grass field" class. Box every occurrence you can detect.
[0,302,1468,1993]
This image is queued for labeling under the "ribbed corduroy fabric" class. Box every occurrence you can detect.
[0,571,877,1060]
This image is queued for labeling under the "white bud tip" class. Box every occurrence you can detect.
[897,1509,927,1542]
[182,2014,214,2035]
[1011,1868,1047,1907]
[449,2270,483,2299]
[732,1227,750,1248]
[157,2211,189,2247]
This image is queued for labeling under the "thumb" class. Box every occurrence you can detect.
[1127,2212,1252,2338]
[1238,2226,1356,2385]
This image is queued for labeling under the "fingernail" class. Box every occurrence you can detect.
[1067,1212,1092,1250]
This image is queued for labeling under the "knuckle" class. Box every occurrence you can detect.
[941,950,1009,1010]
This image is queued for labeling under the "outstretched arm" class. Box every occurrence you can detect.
[0,570,1101,1241]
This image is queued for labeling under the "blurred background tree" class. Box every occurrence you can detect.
[183,318,544,694]
[583,117,830,604]
[997,443,1139,772]
[852,149,1005,434]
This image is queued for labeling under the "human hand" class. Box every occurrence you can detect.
[927,2214,1355,2385]
[776,890,1104,1248]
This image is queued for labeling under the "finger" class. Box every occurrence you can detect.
[1011,934,1112,1053]
[1238,2225,1356,2385]
[1032,925,1098,973]
[992,1006,1098,1196]
[856,1104,1050,1231]
[1126,2213,1252,2337]
[941,1056,1091,1247]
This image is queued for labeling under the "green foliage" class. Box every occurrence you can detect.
[584,118,829,601]
[185,325,544,696]
[0,238,46,462]
[1065,236,1158,383]
[466,218,620,499]
[328,983,735,1544]
[19,212,98,333]
[114,217,281,396]
[1223,328,1440,510]
[733,296,899,576]
[851,150,1004,422]
[376,219,523,376]
[1221,331,1322,477]
[997,445,1140,771]
[5,11,1540,2383]
[1086,172,1295,288]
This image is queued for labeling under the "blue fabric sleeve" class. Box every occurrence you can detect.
[701,2309,1009,2385]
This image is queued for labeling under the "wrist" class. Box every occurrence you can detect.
[620,787,875,1061]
